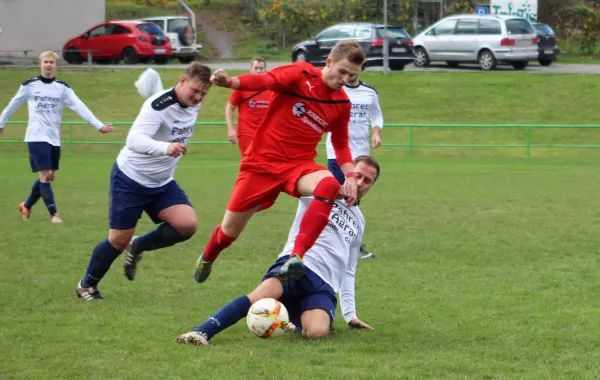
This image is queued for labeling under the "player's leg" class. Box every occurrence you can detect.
[301,308,333,339]
[326,159,345,186]
[177,276,285,346]
[298,265,337,339]
[194,169,279,283]
[278,169,340,280]
[21,143,61,221]
[124,181,196,280]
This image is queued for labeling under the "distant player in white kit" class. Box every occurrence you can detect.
[176,156,380,346]
[76,62,212,301]
[0,51,114,223]
[326,74,383,259]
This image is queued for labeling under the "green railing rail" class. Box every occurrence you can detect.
[3,121,600,158]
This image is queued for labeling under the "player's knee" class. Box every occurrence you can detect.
[176,222,197,237]
[108,231,133,251]
[302,325,330,339]
[313,176,340,201]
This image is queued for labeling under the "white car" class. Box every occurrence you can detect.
[412,14,539,70]
[141,16,202,63]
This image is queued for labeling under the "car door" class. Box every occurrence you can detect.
[451,18,480,61]
[107,24,132,58]
[85,24,112,59]
[423,19,457,60]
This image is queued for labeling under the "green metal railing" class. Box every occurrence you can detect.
[3,121,600,158]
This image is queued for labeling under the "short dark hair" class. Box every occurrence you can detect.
[329,40,365,66]
[354,155,380,182]
[251,57,266,68]
[185,62,212,83]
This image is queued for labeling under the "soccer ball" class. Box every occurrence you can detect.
[246,298,290,339]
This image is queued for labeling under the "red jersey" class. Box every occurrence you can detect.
[236,61,352,166]
[228,89,272,139]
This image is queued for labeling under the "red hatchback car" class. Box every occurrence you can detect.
[63,21,172,65]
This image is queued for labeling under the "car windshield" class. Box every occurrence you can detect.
[506,19,534,35]
[534,24,554,35]
[137,22,164,35]
[376,27,410,39]
[167,18,192,33]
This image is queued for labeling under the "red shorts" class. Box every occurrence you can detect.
[226,160,327,212]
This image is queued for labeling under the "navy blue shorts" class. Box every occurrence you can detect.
[327,159,345,186]
[263,256,337,328]
[108,163,192,230]
[28,142,60,172]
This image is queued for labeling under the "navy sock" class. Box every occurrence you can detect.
[24,179,41,209]
[82,239,123,288]
[132,223,191,254]
[193,296,251,340]
[39,182,57,216]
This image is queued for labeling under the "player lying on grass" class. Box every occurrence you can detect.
[76,63,212,301]
[0,51,113,223]
[177,156,380,345]
[194,40,366,286]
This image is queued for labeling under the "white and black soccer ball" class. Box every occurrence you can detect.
[246,298,290,339]
[292,102,306,117]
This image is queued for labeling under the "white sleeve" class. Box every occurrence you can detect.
[0,85,29,128]
[63,88,104,130]
[125,103,170,156]
[369,91,384,129]
[339,233,363,323]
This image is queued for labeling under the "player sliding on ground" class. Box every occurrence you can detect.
[194,40,365,284]
[178,156,380,345]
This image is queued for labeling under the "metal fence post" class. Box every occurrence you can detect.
[22,50,27,69]
[408,125,414,157]
[87,51,92,72]
[68,124,73,153]
[526,127,531,158]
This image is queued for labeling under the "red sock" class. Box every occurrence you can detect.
[203,225,236,262]
[292,177,340,258]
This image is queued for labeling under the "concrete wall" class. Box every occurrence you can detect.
[0,0,105,59]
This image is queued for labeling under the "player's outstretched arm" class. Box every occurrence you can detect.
[0,85,29,136]
[370,92,384,148]
[63,88,113,133]
[340,238,374,330]
[331,108,357,206]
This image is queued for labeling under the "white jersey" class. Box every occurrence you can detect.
[326,81,383,160]
[0,76,104,146]
[117,87,200,188]
[279,197,365,323]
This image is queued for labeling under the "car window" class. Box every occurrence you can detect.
[454,19,478,35]
[110,25,130,35]
[167,18,192,33]
[478,19,502,35]
[317,27,340,40]
[534,24,554,35]
[505,18,534,35]
[431,19,457,36]
[137,22,165,36]
[355,27,372,38]
[339,26,355,38]
[376,27,410,39]
[89,25,108,38]
[146,19,165,30]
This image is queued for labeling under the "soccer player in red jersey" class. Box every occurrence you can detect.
[225,57,273,158]
[194,40,365,283]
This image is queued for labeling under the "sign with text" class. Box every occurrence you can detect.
[490,0,537,22]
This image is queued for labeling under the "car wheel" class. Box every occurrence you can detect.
[178,56,195,64]
[478,50,497,71]
[122,47,139,65]
[413,47,430,67]
[65,48,83,65]
[446,61,459,68]
[539,59,553,67]
[511,61,528,70]
[294,51,307,62]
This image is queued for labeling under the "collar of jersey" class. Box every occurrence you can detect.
[38,75,55,84]
[169,88,189,108]
[344,80,362,89]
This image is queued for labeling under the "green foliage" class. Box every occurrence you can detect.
[555,4,600,56]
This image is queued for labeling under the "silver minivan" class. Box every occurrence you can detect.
[412,14,539,70]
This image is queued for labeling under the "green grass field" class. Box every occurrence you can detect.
[1,69,600,379]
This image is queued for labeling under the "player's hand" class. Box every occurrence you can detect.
[99,124,115,133]
[210,69,230,87]
[371,133,381,148]
[167,142,187,158]
[228,128,238,144]
[349,318,374,330]
[343,176,358,207]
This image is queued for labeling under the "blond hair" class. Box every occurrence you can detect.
[328,40,365,66]
[39,51,58,62]
[184,62,212,83]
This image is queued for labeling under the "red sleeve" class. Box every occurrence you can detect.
[237,62,304,92]
[331,104,353,168]
[228,90,243,105]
